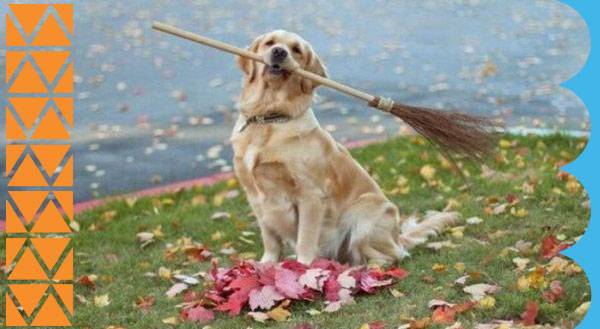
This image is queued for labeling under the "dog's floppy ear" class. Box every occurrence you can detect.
[237,35,264,83]
[301,45,328,94]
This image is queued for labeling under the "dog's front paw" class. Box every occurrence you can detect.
[260,253,280,263]
[296,255,316,265]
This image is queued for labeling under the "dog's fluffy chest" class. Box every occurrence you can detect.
[230,109,320,171]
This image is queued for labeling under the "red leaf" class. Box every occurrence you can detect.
[432,306,456,324]
[323,276,342,301]
[181,305,214,324]
[369,320,386,329]
[521,301,539,326]
[281,259,308,274]
[385,267,409,279]
[248,285,285,310]
[542,280,565,303]
[540,235,571,259]
[185,245,212,262]
[292,323,315,329]
[135,296,155,313]
[274,267,304,299]
[77,275,96,289]
[183,290,202,303]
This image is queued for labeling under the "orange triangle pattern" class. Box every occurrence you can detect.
[31,144,70,176]
[9,284,48,317]
[6,51,26,82]
[9,61,47,93]
[6,294,28,326]
[6,238,26,265]
[5,144,26,174]
[31,237,71,270]
[32,202,71,233]
[10,4,49,36]
[54,284,74,314]
[9,97,48,130]
[31,51,70,84]
[54,97,74,126]
[53,250,73,281]
[9,191,48,223]
[31,294,71,326]
[6,203,27,233]
[53,156,73,186]
[32,14,71,46]
[53,4,73,34]
[31,109,70,139]
[8,248,48,280]
[54,191,74,219]
[6,16,27,46]
[9,155,48,186]
[54,63,73,92]
[6,109,27,140]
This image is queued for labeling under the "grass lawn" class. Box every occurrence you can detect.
[1,134,591,329]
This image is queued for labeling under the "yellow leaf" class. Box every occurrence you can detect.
[432,263,447,272]
[211,231,224,241]
[499,139,512,149]
[267,306,291,322]
[227,178,238,188]
[454,262,466,272]
[517,276,530,291]
[478,296,496,309]
[575,301,590,316]
[420,165,436,181]
[158,266,172,280]
[94,294,110,307]
[162,317,178,325]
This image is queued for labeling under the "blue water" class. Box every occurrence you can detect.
[0,0,590,204]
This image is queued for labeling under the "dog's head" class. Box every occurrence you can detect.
[237,30,327,95]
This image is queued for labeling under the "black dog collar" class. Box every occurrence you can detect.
[239,112,292,132]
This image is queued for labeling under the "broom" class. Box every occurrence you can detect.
[152,21,500,160]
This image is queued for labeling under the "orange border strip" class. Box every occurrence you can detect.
[4,4,74,326]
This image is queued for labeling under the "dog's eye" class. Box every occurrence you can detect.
[292,45,302,54]
[264,40,274,46]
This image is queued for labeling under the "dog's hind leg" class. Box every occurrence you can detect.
[396,211,459,249]
[341,193,408,265]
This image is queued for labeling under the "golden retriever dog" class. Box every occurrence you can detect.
[231,30,458,265]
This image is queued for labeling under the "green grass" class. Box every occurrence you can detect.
[1,134,591,329]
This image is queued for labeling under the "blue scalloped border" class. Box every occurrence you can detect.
[560,1,596,328]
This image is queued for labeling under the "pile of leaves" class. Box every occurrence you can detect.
[179,259,409,324]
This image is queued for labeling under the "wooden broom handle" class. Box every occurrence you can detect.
[152,21,377,104]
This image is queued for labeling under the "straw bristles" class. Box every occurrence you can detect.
[370,98,500,160]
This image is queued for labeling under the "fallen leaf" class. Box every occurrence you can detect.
[575,301,590,316]
[181,305,214,324]
[542,280,565,303]
[135,296,155,313]
[520,301,539,326]
[94,294,110,307]
[165,283,188,298]
[248,285,285,310]
[540,235,571,259]
[77,274,98,289]
[162,316,178,325]
[247,311,270,323]
[463,284,501,301]
[266,305,291,322]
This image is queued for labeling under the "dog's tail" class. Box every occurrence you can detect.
[396,211,459,249]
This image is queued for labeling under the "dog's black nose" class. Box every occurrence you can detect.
[271,47,288,62]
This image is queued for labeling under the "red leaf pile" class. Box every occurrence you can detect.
[181,258,409,323]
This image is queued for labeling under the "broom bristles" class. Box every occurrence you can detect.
[374,99,500,160]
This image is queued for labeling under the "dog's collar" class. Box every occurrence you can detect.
[238,112,292,132]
